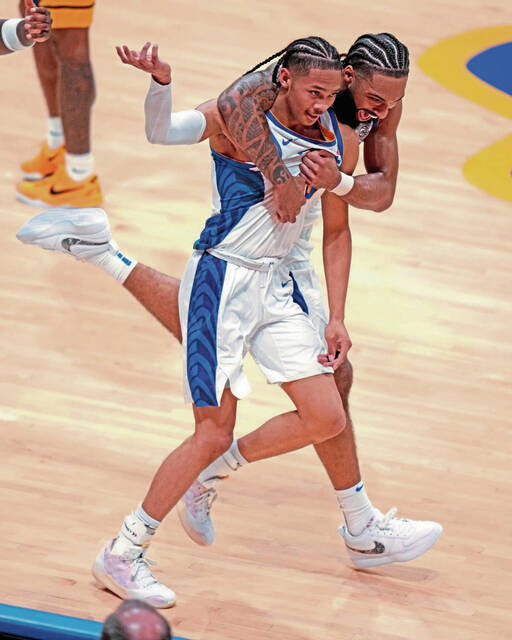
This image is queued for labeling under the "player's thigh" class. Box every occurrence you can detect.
[251,310,328,384]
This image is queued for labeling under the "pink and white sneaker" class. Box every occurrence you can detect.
[177,480,217,546]
[92,539,176,608]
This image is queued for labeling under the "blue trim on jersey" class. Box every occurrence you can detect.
[194,149,265,251]
[270,129,283,157]
[266,110,338,147]
[328,109,343,168]
[290,271,309,314]
[187,253,227,407]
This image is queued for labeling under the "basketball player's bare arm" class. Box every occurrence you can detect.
[0,2,51,55]
[318,126,359,369]
[344,102,402,212]
[217,69,306,223]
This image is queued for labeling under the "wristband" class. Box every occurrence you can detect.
[1,19,34,51]
[330,171,354,196]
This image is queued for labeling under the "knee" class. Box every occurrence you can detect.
[53,29,91,64]
[194,421,233,460]
[307,394,346,443]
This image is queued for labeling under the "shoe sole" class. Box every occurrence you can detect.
[16,190,103,209]
[22,172,46,181]
[176,500,213,546]
[92,558,177,609]
[347,526,443,569]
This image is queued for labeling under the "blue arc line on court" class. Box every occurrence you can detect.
[0,603,191,640]
[466,41,512,97]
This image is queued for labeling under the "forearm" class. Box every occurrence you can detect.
[343,171,396,212]
[144,76,205,145]
[323,228,352,321]
[217,73,291,185]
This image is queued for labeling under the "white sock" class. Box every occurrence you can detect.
[335,481,374,536]
[65,151,94,181]
[111,509,158,554]
[47,117,64,149]
[88,246,137,283]
[198,439,248,489]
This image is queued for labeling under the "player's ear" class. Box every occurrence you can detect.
[279,67,292,89]
[343,65,355,87]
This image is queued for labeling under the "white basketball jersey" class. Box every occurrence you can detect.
[193,108,344,265]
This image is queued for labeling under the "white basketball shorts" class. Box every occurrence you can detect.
[179,251,331,407]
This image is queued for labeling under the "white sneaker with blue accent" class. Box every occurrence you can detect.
[177,480,217,546]
[339,507,442,569]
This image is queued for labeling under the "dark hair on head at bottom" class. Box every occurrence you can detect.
[245,36,342,85]
[100,600,172,640]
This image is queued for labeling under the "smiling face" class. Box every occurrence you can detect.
[343,65,408,122]
[277,66,343,130]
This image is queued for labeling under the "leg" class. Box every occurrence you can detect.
[313,359,361,490]
[238,373,345,462]
[18,0,59,116]
[124,264,182,343]
[52,27,94,154]
[142,388,237,520]
[93,389,237,607]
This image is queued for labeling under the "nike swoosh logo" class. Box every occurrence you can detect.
[355,483,364,492]
[50,186,83,195]
[281,280,291,287]
[346,541,385,555]
[282,138,295,146]
[61,238,109,252]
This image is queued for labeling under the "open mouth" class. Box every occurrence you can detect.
[305,111,319,122]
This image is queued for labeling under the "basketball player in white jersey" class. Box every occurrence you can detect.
[1,1,51,56]
[17,37,442,604]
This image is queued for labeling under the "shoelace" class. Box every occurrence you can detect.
[372,508,412,536]
[123,546,158,587]
[191,487,217,520]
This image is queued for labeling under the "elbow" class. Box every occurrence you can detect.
[145,128,159,145]
[372,193,395,213]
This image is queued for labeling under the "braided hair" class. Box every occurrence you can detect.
[342,33,409,78]
[245,36,342,85]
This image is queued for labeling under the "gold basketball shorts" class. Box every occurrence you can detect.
[39,0,95,29]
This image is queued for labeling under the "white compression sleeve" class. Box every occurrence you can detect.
[144,76,206,145]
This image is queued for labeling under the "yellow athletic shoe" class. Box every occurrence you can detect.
[20,142,65,180]
[16,164,103,209]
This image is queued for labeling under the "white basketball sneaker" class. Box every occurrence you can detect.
[16,207,118,261]
[92,539,176,608]
[339,507,442,569]
[177,480,218,546]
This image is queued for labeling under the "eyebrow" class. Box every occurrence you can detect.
[369,92,405,102]
[311,84,343,92]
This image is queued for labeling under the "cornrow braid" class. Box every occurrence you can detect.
[245,36,342,85]
[341,33,409,78]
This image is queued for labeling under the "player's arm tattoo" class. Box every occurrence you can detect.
[217,70,292,185]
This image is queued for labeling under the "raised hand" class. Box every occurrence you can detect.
[116,41,171,85]
[23,0,52,43]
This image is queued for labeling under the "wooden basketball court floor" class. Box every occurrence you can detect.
[1,1,511,638]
